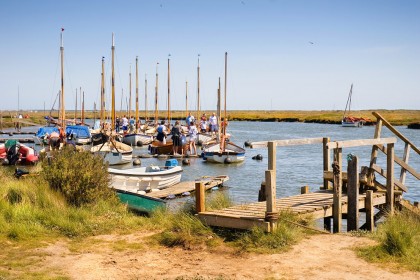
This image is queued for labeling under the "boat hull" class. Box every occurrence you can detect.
[202,141,245,164]
[115,189,166,213]
[342,120,362,127]
[91,141,133,165]
[122,133,153,146]
[109,165,183,191]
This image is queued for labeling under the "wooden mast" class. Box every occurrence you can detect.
[217,77,221,142]
[167,56,171,125]
[186,81,188,117]
[135,56,139,130]
[129,65,132,120]
[197,54,200,121]
[145,74,148,122]
[155,62,159,125]
[75,88,77,122]
[60,28,66,132]
[81,91,85,124]
[79,86,82,121]
[222,52,228,151]
[111,33,116,131]
[100,56,105,125]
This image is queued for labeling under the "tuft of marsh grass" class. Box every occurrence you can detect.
[357,210,420,271]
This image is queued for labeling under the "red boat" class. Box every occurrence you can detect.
[0,140,39,165]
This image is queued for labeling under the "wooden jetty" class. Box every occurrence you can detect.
[197,112,419,233]
[145,175,228,199]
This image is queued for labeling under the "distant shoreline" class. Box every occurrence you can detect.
[1,109,419,127]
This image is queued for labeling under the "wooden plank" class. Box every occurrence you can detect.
[347,156,359,231]
[376,144,419,180]
[400,143,410,185]
[387,143,395,214]
[323,137,331,189]
[333,148,342,233]
[372,111,420,155]
[250,137,324,148]
[365,190,374,231]
[371,164,408,192]
[327,137,396,149]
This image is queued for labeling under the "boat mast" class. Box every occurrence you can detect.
[197,54,200,120]
[100,56,105,125]
[75,88,77,122]
[167,56,171,125]
[217,77,221,142]
[155,62,159,125]
[129,65,132,120]
[81,91,85,124]
[79,86,82,122]
[223,52,228,150]
[342,83,353,120]
[186,81,188,117]
[135,56,139,130]
[145,74,148,122]
[111,33,116,131]
[60,28,66,131]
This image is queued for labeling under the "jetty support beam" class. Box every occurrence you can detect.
[347,155,359,231]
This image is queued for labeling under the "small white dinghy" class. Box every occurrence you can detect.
[109,159,183,192]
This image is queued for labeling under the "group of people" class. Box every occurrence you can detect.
[115,115,141,133]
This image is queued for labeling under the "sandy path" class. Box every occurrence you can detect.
[40,233,418,280]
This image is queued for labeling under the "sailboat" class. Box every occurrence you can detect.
[122,56,153,146]
[202,52,245,164]
[91,33,133,165]
[341,84,365,127]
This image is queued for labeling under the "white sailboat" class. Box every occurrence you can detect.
[122,56,153,146]
[91,33,133,165]
[202,52,245,164]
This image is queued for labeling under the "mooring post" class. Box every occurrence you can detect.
[265,141,278,232]
[386,143,395,215]
[195,182,205,213]
[366,190,374,231]
[324,218,331,232]
[332,147,342,233]
[258,181,266,202]
[347,155,359,232]
[323,137,331,189]
[301,186,309,194]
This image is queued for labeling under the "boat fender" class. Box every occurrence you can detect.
[166,194,176,199]
[244,141,251,147]
[181,191,191,196]
[133,159,141,166]
[224,157,232,164]
[182,159,190,165]
[136,141,143,147]
[252,154,263,160]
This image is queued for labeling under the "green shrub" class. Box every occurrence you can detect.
[42,145,113,207]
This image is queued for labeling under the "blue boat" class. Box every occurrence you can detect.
[66,125,92,145]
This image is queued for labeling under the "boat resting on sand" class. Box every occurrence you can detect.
[109,159,183,192]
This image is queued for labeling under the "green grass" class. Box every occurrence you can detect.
[357,210,420,271]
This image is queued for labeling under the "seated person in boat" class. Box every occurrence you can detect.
[156,120,167,145]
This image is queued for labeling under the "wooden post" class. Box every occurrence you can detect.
[400,143,410,185]
[324,218,331,232]
[268,141,276,172]
[333,148,342,233]
[365,190,374,232]
[258,181,266,202]
[265,170,276,215]
[369,119,382,169]
[323,137,331,189]
[386,143,395,214]
[195,182,205,213]
[301,186,309,194]
[347,155,359,232]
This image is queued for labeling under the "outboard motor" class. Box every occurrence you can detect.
[7,144,20,165]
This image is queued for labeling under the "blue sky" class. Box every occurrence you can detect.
[1,0,419,112]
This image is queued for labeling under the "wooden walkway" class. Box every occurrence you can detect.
[198,190,386,231]
[146,175,229,199]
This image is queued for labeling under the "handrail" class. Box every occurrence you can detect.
[372,111,420,155]
[250,137,324,148]
[326,137,397,149]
